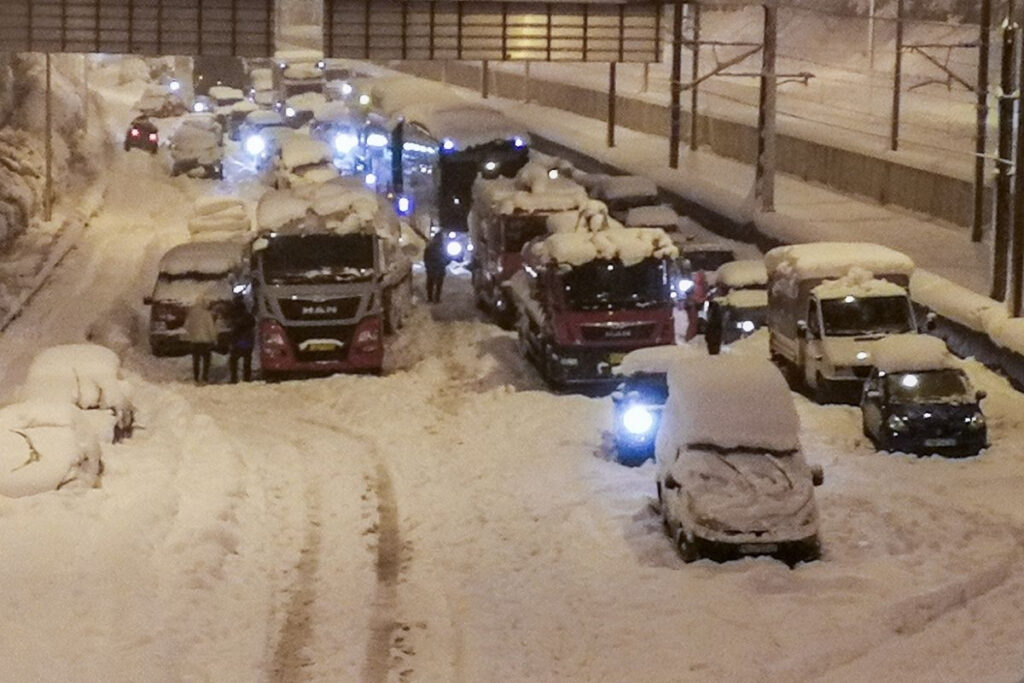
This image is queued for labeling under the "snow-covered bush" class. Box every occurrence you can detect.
[0,130,44,244]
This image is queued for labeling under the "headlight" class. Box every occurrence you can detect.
[333,132,357,154]
[285,106,296,118]
[364,172,377,186]
[366,132,388,148]
[168,80,181,92]
[738,320,756,333]
[192,102,206,112]
[358,94,371,106]
[966,412,986,430]
[441,138,456,151]
[445,240,464,258]
[244,135,266,156]
[396,195,412,215]
[341,82,353,96]
[887,414,908,433]
[677,278,694,294]
[512,136,526,148]
[622,405,655,436]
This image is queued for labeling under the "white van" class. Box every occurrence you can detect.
[655,355,823,565]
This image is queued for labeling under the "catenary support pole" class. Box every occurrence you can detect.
[1012,1,1024,315]
[45,53,52,222]
[690,1,701,152]
[992,0,1017,301]
[890,0,904,151]
[669,0,683,168]
[868,0,876,70]
[481,60,489,98]
[608,62,617,147]
[973,0,992,243]
[755,0,778,212]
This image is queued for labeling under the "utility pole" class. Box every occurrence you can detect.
[868,0,877,70]
[754,0,778,212]
[481,60,489,99]
[669,0,683,168]
[1013,0,1024,315]
[44,53,53,222]
[689,2,701,152]
[992,0,1017,301]
[890,0,904,151]
[973,0,992,243]
[607,62,617,147]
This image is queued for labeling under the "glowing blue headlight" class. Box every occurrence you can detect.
[244,135,266,156]
[445,240,464,258]
[284,106,296,118]
[364,172,377,186]
[622,405,655,435]
[739,320,756,333]
[512,136,526,148]
[192,102,207,113]
[441,138,456,152]
[396,195,413,215]
[366,132,389,148]
[333,132,357,154]
[341,82,353,96]
[677,278,695,294]
[358,94,371,106]
[168,80,181,92]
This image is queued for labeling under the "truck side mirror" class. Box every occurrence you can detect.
[865,389,881,401]
[797,319,812,338]
[811,464,825,487]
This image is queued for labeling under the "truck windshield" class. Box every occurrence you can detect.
[819,295,913,336]
[438,142,528,230]
[562,258,671,311]
[260,233,374,285]
[885,370,971,404]
[502,215,548,252]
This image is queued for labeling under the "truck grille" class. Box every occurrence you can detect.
[286,324,355,362]
[580,322,657,342]
[279,296,361,321]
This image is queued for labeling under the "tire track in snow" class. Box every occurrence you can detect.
[363,461,402,683]
[269,478,323,682]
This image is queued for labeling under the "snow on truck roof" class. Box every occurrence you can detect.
[716,259,767,289]
[256,185,398,239]
[812,271,909,300]
[530,227,678,268]
[765,242,915,280]
[662,356,800,452]
[280,136,332,169]
[245,110,285,125]
[623,205,679,229]
[404,104,527,151]
[313,101,358,123]
[158,241,245,275]
[870,335,954,374]
[473,163,588,215]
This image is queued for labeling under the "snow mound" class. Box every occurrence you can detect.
[0,401,101,498]
[530,227,678,267]
[188,196,251,238]
[622,205,679,229]
[21,344,132,416]
[871,335,954,373]
[812,270,909,300]
[474,166,589,217]
[280,137,332,170]
[596,175,658,201]
[545,201,620,234]
[614,344,703,377]
[765,242,915,280]
[716,259,768,289]
[660,356,800,452]
[158,241,245,276]
[257,185,397,240]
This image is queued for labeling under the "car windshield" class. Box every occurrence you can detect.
[820,295,913,336]
[502,215,549,252]
[260,233,374,284]
[561,258,672,311]
[885,369,971,404]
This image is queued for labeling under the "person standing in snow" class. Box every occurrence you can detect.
[184,294,219,384]
[228,294,255,383]
[424,231,448,303]
[704,299,723,355]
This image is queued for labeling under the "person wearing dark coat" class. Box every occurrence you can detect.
[424,232,448,303]
[228,294,256,383]
[704,299,724,355]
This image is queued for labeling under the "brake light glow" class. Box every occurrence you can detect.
[130,129,139,137]
[148,133,158,142]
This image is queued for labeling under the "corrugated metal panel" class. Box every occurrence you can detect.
[0,0,273,56]
[325,1,662,62]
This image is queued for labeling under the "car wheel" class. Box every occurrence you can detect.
[675,528,699,563]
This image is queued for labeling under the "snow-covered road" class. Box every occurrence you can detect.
[1,67,1023,683]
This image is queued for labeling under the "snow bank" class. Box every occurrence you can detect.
[870,335,954,373]
[622,205,679,229]
[765,242,915,280]
[21,344,130,412]
[530,227,678,267]
[614,344,702,377]
[157,241,245,276]
[0,401,100,498]
[596,175,658,201]
[715,259,767,289]
[660,356,800,452]
[188,196,251,239]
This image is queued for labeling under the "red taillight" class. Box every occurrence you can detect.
[352,317,381,353]
[130,128,140,137]
[148,133,158,142]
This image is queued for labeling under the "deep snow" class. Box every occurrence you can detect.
[0,55,1022,683]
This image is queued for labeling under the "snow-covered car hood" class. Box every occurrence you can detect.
[820,333,921,368]
[678,450,818,539]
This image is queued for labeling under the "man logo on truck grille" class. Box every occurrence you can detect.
[302,305,338,316]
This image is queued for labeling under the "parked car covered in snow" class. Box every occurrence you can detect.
[187,195,252,242]
[0,401,102,498]
[135,83,188,118]
[281,92,327,129]
[146,241,249,356]
[238,110,293,169]
[656,356,823,565]
[861,336,987,457]
[705,259,769,347]
[21,344,135,443]
[592,175,661,223]
[169,113,224,179]
[273,136,340,190]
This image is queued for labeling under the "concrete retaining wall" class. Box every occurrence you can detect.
[395,60,989,229]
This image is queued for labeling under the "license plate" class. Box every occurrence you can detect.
[608,353,626,366]
[300,340,342,352]
[738,543,778,554]
[924,437,957,447]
